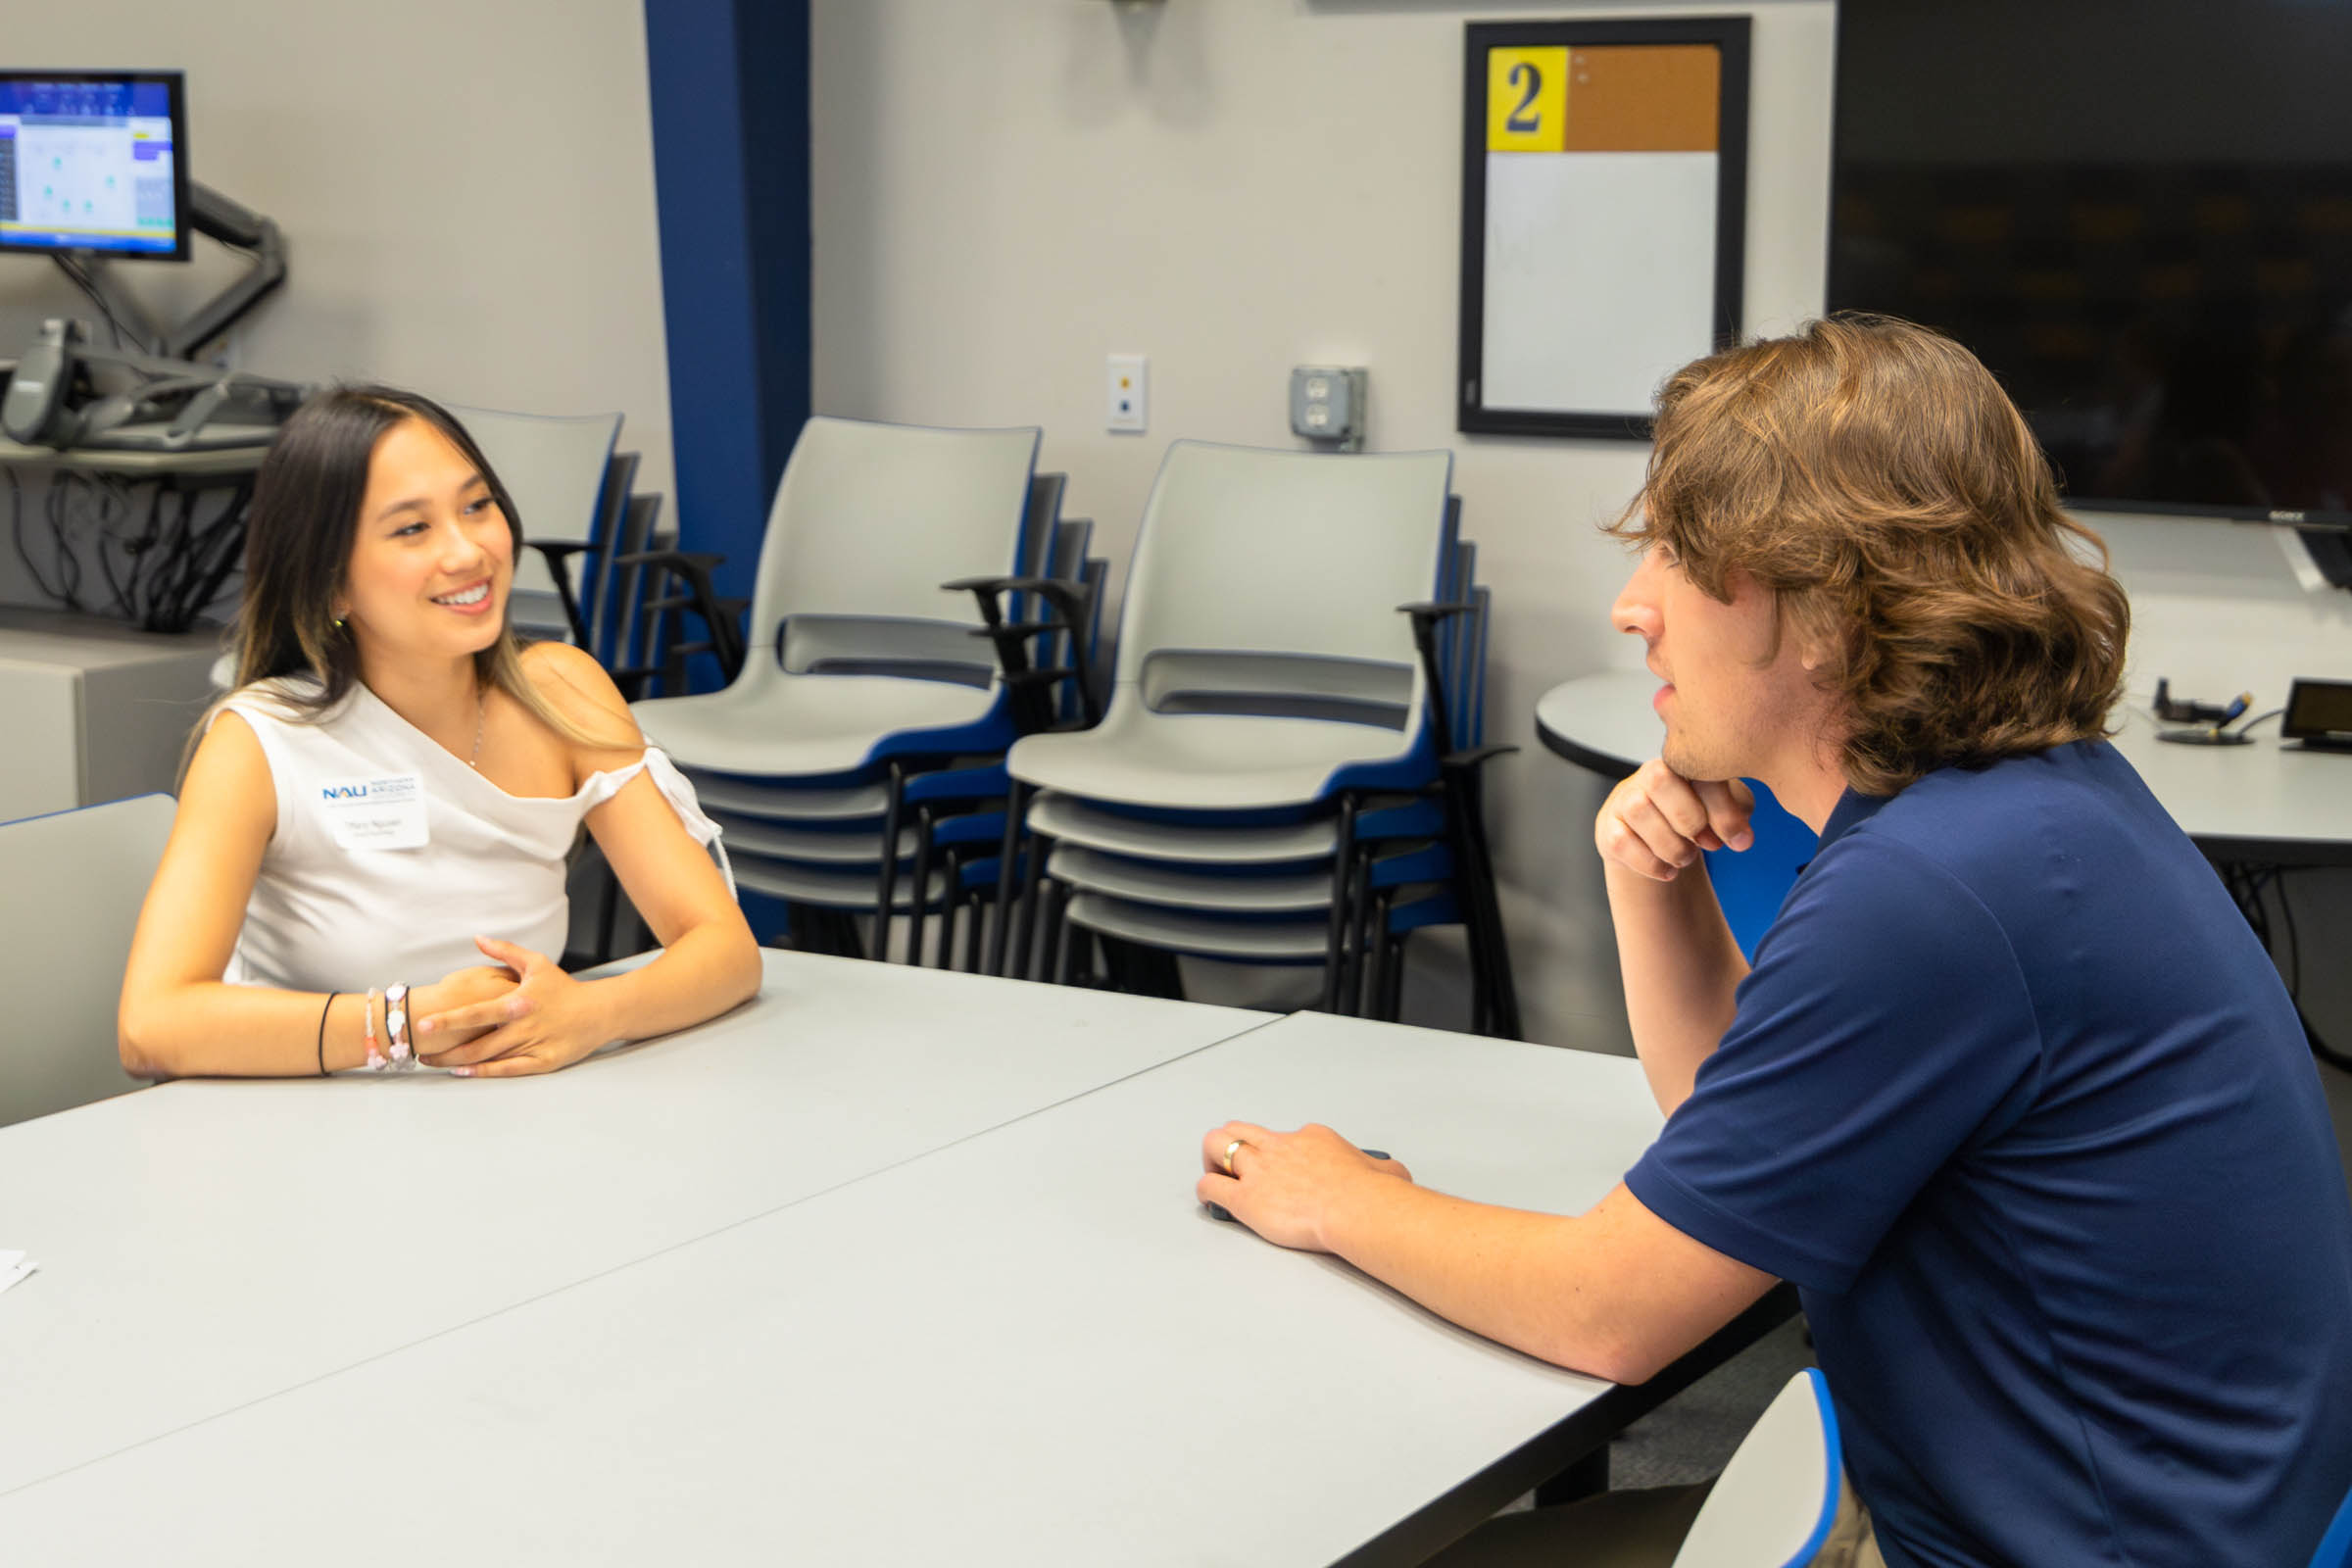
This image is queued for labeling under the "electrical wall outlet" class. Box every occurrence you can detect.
[1107,353,1148,433]
[1291,365,1367,451]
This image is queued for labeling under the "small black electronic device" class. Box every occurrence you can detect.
[2281,679,2352,752]
[2152,678,2235,725]
[2156,687,2257,747]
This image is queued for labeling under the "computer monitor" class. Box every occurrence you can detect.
[0,71,189,261]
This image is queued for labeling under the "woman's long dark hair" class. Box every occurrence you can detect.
[222,383,621,746]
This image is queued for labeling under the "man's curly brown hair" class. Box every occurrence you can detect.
[1610,315,2131,796]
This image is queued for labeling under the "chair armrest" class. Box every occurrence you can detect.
[529,541,601,561]
[617,548,726,570]
[966,620,1064,641]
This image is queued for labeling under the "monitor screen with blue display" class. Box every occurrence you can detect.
[0,72,189,260]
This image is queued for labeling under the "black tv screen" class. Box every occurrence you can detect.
[1827,1,2352,527]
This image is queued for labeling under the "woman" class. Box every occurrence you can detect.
[118,385,760,1078]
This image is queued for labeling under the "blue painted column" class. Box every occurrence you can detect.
[642,0,810,616]
[643,1,809,942]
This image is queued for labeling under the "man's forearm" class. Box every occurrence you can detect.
[1605,861,1746,1116]
[1317,1175,1640,1379]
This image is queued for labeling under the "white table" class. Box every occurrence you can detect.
[1536,670,2352,865]
[0,991,1776,1565]
[0,950,1267,1494]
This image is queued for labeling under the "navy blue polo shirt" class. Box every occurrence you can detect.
[1626,740,2352,1568]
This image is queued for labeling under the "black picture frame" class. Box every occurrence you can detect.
[1457,18,1749,440]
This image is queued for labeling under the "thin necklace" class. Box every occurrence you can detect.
[468,685,485,769]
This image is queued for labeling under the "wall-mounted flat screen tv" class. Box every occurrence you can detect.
[1827,1,2352,529]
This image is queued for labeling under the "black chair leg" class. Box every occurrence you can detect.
[1009,828,1051,982]
[986,781,1031,976]
[1383,927,1407,1022]
[1456,770,1521,1039]
[872,762,908,964]
[1316,796,1360,1012]
[962,887,987,973]
[905,805,937,966]
[1039,877,1068,987]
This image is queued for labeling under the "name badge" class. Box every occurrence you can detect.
[317,774,428,851]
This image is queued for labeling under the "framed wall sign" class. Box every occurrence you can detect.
[1457,17,1751,439]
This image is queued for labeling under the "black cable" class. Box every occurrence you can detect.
[52,254,146,354]
[2228,709,2285,736]
[39,470,85,610]
[72,472,139,620]
[6,467,74,605]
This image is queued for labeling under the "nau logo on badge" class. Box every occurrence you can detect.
[318,773,428,851]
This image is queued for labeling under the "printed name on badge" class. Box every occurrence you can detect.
[318,773,429,851]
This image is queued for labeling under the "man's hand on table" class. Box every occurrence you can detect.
[1595,759,1754,883]
[1197,1122,1413,1250]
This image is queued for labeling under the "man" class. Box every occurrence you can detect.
[1197,317,2352,1567]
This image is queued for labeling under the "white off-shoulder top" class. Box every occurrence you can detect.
[214,677,728,994]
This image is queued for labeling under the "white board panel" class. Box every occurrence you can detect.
[1480,151,1719,417]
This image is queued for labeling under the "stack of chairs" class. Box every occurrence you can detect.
[627,416,1105,958]
[984,440,1518,1036]
[448,406,681,967]
[447,404,680,695]
[449,407,629,658]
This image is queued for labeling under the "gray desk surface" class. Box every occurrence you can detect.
[1536,670,2352,863]
[0,435,268,477]
[0,950,1267,1494]
[0,1007,1690,1567]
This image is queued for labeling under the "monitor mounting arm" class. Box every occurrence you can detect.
[56,181,287,362]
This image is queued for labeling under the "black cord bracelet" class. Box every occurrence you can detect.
[317,992,339,1077]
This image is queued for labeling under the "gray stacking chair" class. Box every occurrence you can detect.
[448,406,624,650]
[990,442,1519,1033]
[0,794,172,1126]
[628,416,1041,956]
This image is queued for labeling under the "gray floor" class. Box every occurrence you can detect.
[1586,1045,2352,1492]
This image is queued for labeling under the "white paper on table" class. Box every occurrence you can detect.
[0,1249,37,1296]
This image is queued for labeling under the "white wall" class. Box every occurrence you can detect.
[812,0,2352,1048]
[0,0,674,612]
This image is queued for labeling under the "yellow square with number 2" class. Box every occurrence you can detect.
[1488,47,1567,152]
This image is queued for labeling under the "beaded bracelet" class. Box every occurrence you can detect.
[362,987,385,1071]
[385,982,412,1069]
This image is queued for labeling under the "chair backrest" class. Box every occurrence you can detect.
[448,405,623,613]
[581,449,641,659]
[1671,1368,1847,1568]
[611,490,667,679]
[746,417,1040,683]
[1110,442,1452,726]
[0,794,173,1127]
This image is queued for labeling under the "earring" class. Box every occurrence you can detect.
[333,616,348,634]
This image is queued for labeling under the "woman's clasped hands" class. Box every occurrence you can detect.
[414,935,613,1078]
